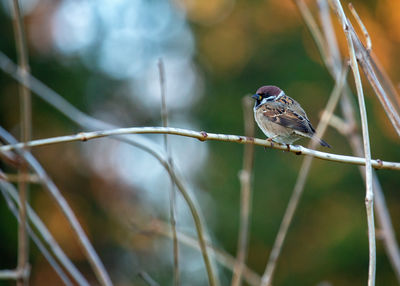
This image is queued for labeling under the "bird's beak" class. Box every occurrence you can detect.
[252,94,262,101]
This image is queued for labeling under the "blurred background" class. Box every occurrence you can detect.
[0,0,400,285]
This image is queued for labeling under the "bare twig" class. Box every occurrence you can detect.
[261,65,348,286]
[138,271,160,286]
[158,59,180,286]
[325,113,352,135]
[329,119,400,283]
[318,0,400,139]
[0,52,216,284]
[317,0,341,75]
[340,15,400,136]
[0,269,28,280]
[295,0,331,70]
[10,0,31,283]
[1,126,399,171]
[231,96,255,286]
[146,219,261,286]
[319,0,400,282]
[1,173,41,183]
[369,55,400,110]
[348,3,371,51]
[0,182,74,286]
[0,181,90,286]
[0,127,113,286]
[329,1,375,285]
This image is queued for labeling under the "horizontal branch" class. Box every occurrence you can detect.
[0,127,399,171]
[0,267,29,280]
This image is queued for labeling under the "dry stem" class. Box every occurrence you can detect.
[1,127,399,171]
[320,0,400,282]
[231,97,255,286]
[10,0,31,283]
[148,219,261,286]
[329,1,375,284]
[0,127,113,286]
[348,3,371,51]
[0,181,90,286]
[0,182,76,286]
[158,59,181,286]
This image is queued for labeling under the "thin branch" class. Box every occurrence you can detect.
[137,271,160,286]
[0,181,90,286]
[319,0,400,282]
[261,65,348,286]
[348,3,371,51]
[1,126,399,171]
[231,96,255,286]
[0,127,113,286]
[369,54,400,110]
[317,0,342,75]
[10,0,32,283]
[359,51,400,136]
[329,115,400,283]
[0,182,74,286]
[145,219,261,286]
[0,52,217,284]
[0,269,28,280]
[158,59,181,286]
[340,14,400,136]
[295,0,331,70]
[1,173,41,183]
[329,1,375,285]
[325,113,352,135]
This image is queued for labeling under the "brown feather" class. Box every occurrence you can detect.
[260,103,314,135]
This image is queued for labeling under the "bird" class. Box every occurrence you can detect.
[251,85,330,148]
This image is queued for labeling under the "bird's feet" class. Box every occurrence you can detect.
[266,135,279,149]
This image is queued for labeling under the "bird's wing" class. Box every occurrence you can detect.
[275,95,307,117]
[260,103,314,135]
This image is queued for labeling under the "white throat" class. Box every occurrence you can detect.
[275,91,284,100]
[253,91,284,111]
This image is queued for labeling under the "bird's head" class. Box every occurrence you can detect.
[251,85,283,109]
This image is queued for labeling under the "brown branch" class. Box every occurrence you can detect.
[348,3,371,51]
[10,0,32,284]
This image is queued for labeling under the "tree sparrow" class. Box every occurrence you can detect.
[252,85,330,147]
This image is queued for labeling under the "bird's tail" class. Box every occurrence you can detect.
[319,138,331,148]
[311,136,331,148]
